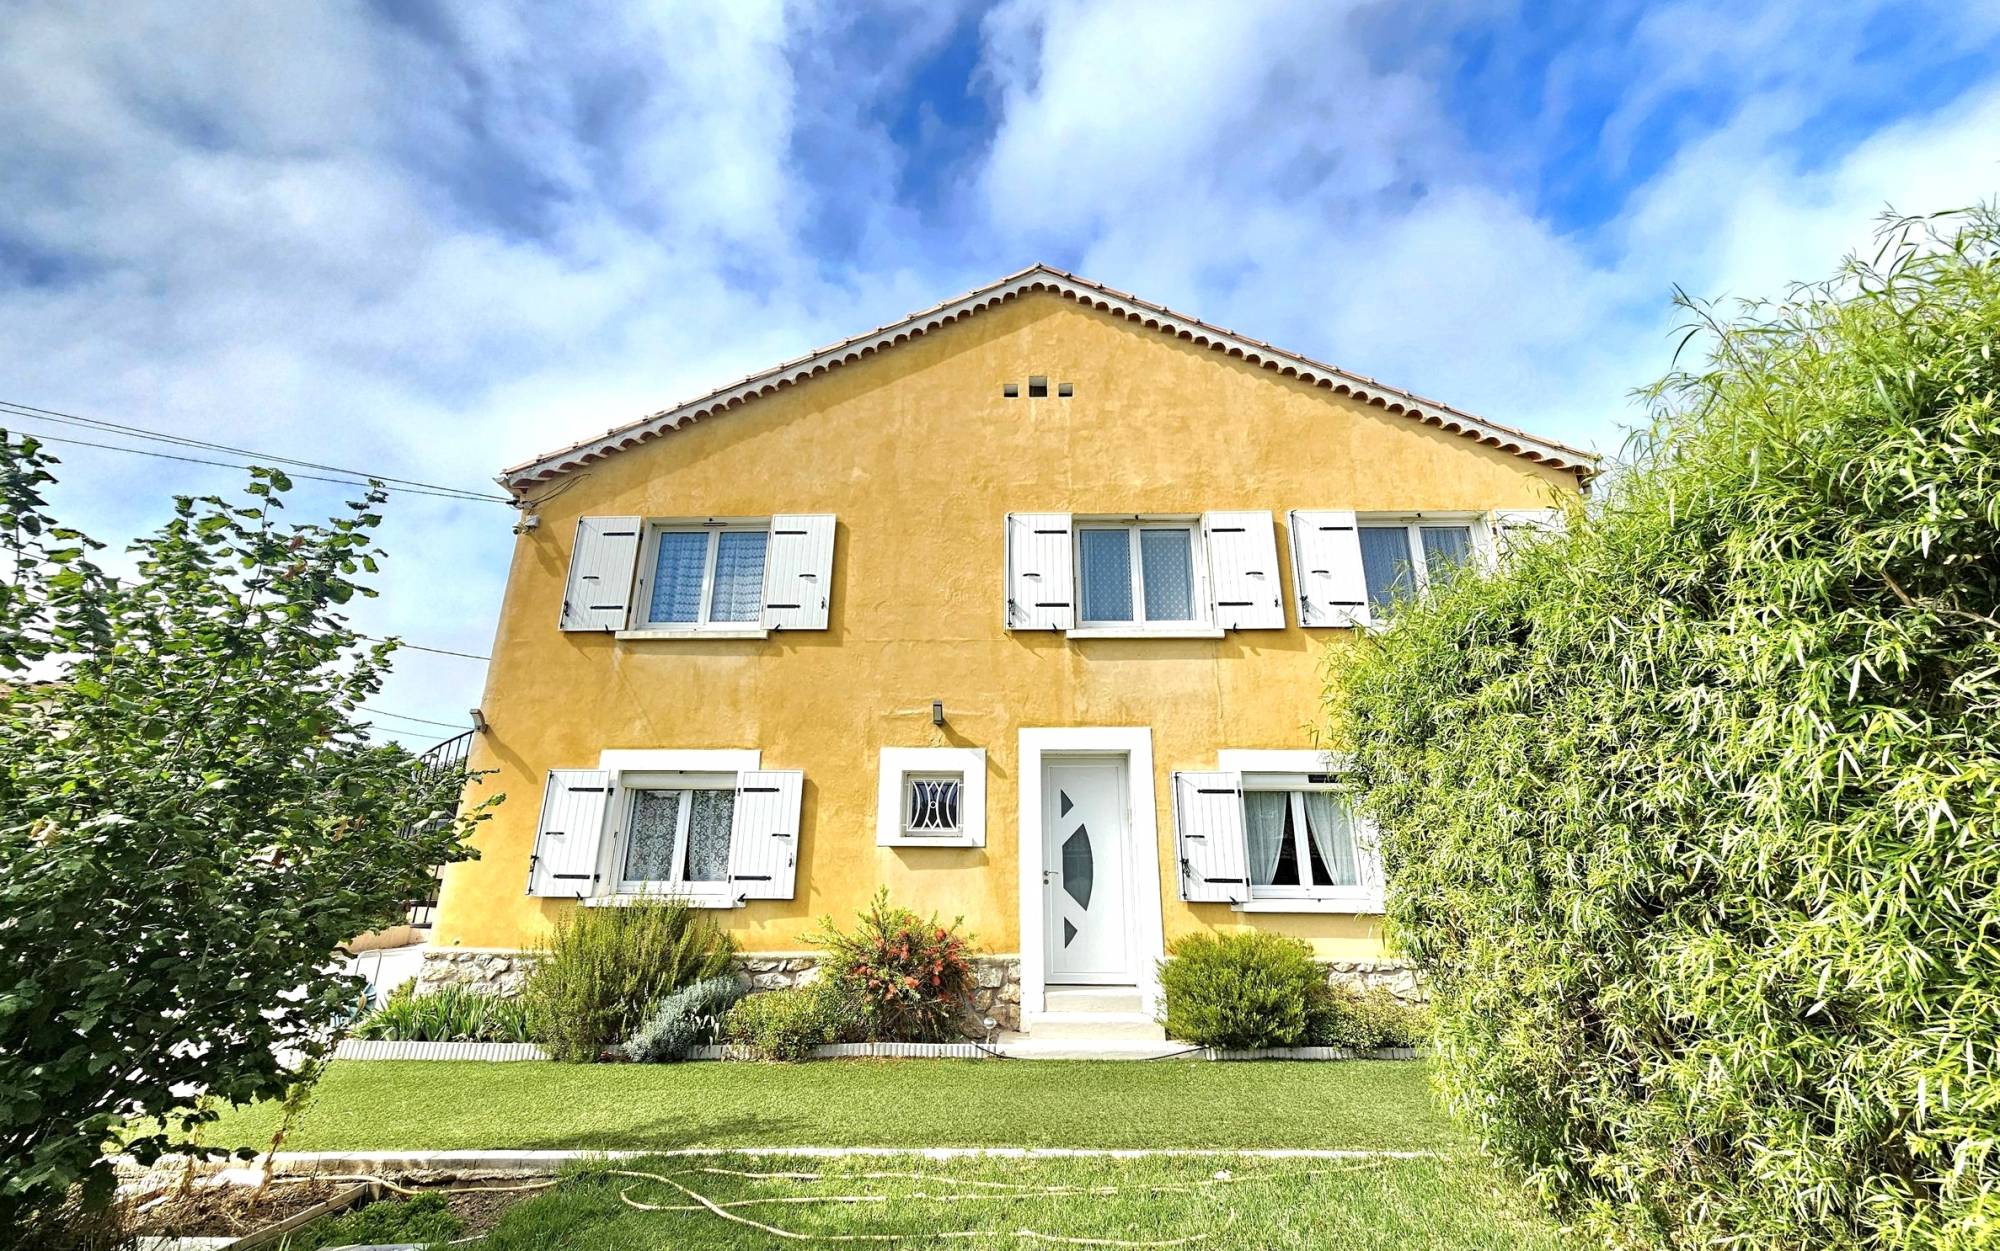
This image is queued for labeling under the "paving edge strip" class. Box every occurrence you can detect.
[128,1146,1455,1183]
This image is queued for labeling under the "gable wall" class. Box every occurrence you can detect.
[433,292,1579,956]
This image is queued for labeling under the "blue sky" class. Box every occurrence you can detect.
[3,0,1998,743]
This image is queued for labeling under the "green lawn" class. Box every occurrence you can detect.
[429,1152,1574,1250]
[200,1059,1456,1153]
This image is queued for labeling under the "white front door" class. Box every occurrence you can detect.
[1043,758,1130,983]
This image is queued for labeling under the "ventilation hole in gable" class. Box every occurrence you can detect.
[1003,382,1020,398]
[1028,376,1048,398]
[1057,382,1074,398]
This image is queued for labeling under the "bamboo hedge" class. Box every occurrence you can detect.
[1329,207,1999,1249]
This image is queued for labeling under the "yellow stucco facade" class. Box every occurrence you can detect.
[431,288,1582,971]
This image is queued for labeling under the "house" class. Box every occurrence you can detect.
[419,265,1593,1037]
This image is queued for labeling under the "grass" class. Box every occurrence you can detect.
[199,1059,1456,1153]
[468,1151,1576,1250]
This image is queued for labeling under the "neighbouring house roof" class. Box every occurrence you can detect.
[498,263,1600,492]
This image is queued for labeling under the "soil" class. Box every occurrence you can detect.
[444,1184,533,1236]
[130,1177,355,1237]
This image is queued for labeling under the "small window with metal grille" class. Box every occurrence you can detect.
[903,773,964,836]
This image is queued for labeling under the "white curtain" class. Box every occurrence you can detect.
[1303,791,1359,886]
[1243,792,1289,886]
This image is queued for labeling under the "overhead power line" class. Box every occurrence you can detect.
[359,705,468,731]
[0,398,514,504]
[359,634,490,661]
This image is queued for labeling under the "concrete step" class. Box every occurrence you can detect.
[1043,986,1145,1014]
[1021,1011,1166,1042]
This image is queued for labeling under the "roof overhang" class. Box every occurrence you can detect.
[499,264,1600,493]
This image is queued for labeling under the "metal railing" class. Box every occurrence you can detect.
[403,728,474,930]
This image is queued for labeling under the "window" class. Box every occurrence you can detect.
[615,773,736,893]
[1357,519,1478,615]
[903,774,962,836]
[1243,781,1361,898]
[877,747,986,846]
[1076,522,1201,627]
[637,524,768,630]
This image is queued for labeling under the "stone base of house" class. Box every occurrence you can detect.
[413,947,1026,1035]
[411,948,1418,1037]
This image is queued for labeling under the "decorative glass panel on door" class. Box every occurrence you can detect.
[1139,528,1195,620]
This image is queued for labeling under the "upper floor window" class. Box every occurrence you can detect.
[642,524,769,629]
[1006,512,1285,635]
[1077,522,1202,627]
[1357,520,1479,614]
[557,514,835,636]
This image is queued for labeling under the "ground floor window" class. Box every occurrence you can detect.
[616,774,737,893]
[1243,784,1360,896]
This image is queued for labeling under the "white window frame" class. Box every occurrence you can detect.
[876,747,986,848]
[585,748,761,908]
[1354,512,1489,616]
[628,518,770,635]
[1215,748,1380,914]
[1070,517,1216,637]
[608,770,738,900]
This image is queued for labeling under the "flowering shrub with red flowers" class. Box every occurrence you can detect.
[806,888,978,1042]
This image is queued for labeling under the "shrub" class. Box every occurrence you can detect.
[0,444,490,1227]
[520,899,735,1062]
[352,984,531,1043]
[1305,984,1431,1051]
[1158,931,1321,1049]
[806,889,977,1042]
[1329,208,2000,1248]
[721,982,851,1061]
[626,974,748,1062]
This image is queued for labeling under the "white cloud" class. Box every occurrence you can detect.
[2,0,1996,736]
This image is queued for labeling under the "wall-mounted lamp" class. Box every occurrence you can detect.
[470,708,490,734]
[930,699,945,726]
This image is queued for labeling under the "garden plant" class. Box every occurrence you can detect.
[520,897,736,1062]
[0,437,492,1232]
[1330,207,2000,1248]
[806,888,977,1042]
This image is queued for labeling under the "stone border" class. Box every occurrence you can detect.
[329,1039,1419,1062]
[335,1040,547,1061]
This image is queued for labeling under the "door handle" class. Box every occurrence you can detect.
[1042,870,1058,884]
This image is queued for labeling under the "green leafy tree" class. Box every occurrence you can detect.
[1328,206,2000,1249]
[0,433,494,1228]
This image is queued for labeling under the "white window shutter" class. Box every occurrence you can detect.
[526,769,612,897]
[1489,508,1566,562]
[1288,510,1370,628]
[728,769,803,901]
[1004,513,1074,630]
[763,514,835,630]
[559,516,642,631]
[1202,511,1284,629]
[1171,770,1250,903]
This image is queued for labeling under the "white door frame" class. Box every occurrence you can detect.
[1017,727,1166,1018]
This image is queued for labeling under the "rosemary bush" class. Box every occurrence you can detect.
[1329,208,2000,1248]
[520,899,735,1062]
